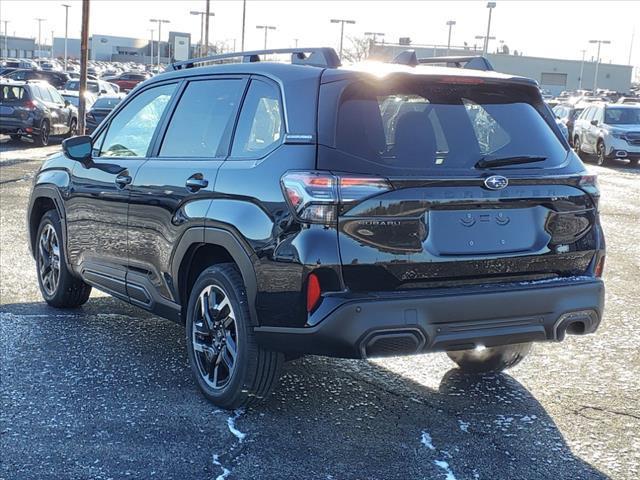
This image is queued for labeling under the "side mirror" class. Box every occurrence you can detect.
[62,135,92,165]
[64,99,70,107]
[591,119,599,126]
[100,89,108,95]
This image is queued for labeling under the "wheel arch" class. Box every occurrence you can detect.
[172,227,259,325]
[27,185,67,260]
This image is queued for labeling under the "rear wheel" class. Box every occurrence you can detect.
[185,264,284,409]
[573,136,583,158]
[66,118,77,138]
[34,120,50,147]
[36,210,92,307]
[446,343,532,374]
[10,134,21,141]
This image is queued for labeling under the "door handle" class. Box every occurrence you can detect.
[115,174,132,188]
[185,175,209,192]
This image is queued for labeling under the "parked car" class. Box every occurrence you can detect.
[27,48,605,409]
[59,89,97,111]
[616,97,640,105]
[1,58,38,69]
[0,79,78,145]
[2,69,70,90]
[85,94,123,133]
[63,79,117,96]
[0,67,18,77]
[572,103,640,166]
[553,103,588,146]
[102,71,150,92]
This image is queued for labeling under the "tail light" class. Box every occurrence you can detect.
[281,171,392,224]
[578,174,600,207]
[594,255,605,278]
[306,273,321,312]
[22,100,37,111]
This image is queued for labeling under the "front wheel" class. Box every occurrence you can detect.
[34,120,50,147]
[596,141,608,166]
[573,136,583,159]
[66,118,77,138]
[35,210,92,307]
[446,343,532,373]
[186,264,284,409]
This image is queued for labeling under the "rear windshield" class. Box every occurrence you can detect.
[62,94,79,106]
[604,107,640,125]
[65,80,99,93]
[1,85,27,102]
[327,79,567,175]
[93,97,120,109]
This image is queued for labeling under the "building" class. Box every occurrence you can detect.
[1,36,37,59]
[371,44,634,95]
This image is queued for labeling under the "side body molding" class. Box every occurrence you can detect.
[171,227,259,324]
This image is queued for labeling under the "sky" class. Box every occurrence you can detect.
[1,0,639,69]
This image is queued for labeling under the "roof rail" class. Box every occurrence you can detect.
[391,50,494,71]
[167,47,341,71]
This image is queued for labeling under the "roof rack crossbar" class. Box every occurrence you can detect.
[391,50,494,71]
[167,47,341,71]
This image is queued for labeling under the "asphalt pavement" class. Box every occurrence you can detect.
[1,136,639,480]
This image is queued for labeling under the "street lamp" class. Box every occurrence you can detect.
[191,10,214,57]
[149,18,170,70]
[589,39,611,94]
[330,18,356,58]
[35,18,45,59]
[578,49,586,90]
[364,31,385,44]
[3,21,9,60]
[475,34,495,53]
[483,2,496,56]
[149,29,154,67]
[256,25,276,50]
[61,4,70,70]
[446,20,456,56]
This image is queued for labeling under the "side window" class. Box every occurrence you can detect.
[160,79,245,158]
[463,99,510,155]
[582,107,593,121]
[99,83,176,158]
[48,86,64,104]
[595,107,604,123]
[37,85,54,102]
[231,79,283,158]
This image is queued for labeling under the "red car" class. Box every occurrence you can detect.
[105,72,149,92]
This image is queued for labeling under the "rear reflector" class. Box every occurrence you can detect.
[306,273,321,312]
[594,256,605,278]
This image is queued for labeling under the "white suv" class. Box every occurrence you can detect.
[572,103,640,166]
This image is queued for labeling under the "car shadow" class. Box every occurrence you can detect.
[0,297,610,480]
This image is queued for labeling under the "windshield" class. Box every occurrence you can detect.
[325,79,567,175]
[604,107,640,125]
[65,80,99,93]
[93,97,121,109]
[62,94,79,107]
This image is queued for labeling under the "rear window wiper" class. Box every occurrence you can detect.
[475,155,547,169]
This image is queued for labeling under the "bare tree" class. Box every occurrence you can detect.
[341,36,371,63]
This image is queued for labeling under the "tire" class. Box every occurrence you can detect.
[34,120,50,147]
[185,263,284,409]
[596,141,607,166]
[446,343,532,374]
[10,134,21,141]
[65,118,77,138]
[573,136,583,159]
[35,210,92,308]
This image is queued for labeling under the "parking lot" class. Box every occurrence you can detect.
[1,137,639,479]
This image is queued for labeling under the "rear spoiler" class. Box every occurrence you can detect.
[391,51,494,72]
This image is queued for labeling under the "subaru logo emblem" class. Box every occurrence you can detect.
[484,175,509,190]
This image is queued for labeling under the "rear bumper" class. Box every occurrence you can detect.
[254,277,605,358]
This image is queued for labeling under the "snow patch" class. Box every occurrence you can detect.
[434,460,457,480]
[227,408,246,442]
[212,454,231,480]
[421,431,435,450]
[458,420,470,433]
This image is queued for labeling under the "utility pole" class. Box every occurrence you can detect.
[293,38,298,48]
[149,18,170,70]
[149,29,154,66]
[191,10,214,57]
[78,0,90,135]
[330,18,356,58]
[446,20,456,56]
[629,27,635,66]
[50,30,55,59]
[62,4,70,70]
[483,2,496,56]
[204,0,211,55]
[589,39,611,93]
[3,21,8,60]
[241,0,246,51]
[256,25,276,50]
[35,18,45,58]
[578,49,586,90]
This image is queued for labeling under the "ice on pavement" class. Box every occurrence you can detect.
[434,460,457,480]
[227,408,246,442]
[420,431,435,450]
[212,454,231,480]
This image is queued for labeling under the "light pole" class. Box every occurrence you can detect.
[483,2,496,56]
[578,49,586,90]
[61,4,70,70]
[446,20,456,56]
[3,21,8,60]
[241,0,246,51]
[256,25,276,50]
[330,18,356,58]
[589,39,611,94]
[475,34,495,54]
[50,30,55,59]
[191,11,214,57]
[364,31,385,44]
[35,18,45,59]
[150,18,170,70]
[149,29,154,67]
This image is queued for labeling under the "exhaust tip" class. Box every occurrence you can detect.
[554,310,599,340]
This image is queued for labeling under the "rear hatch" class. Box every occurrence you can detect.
[317,73,600,291]
[0,83,32,127]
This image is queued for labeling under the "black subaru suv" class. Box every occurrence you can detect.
[1,79,78,145]
[27,48,605,409]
